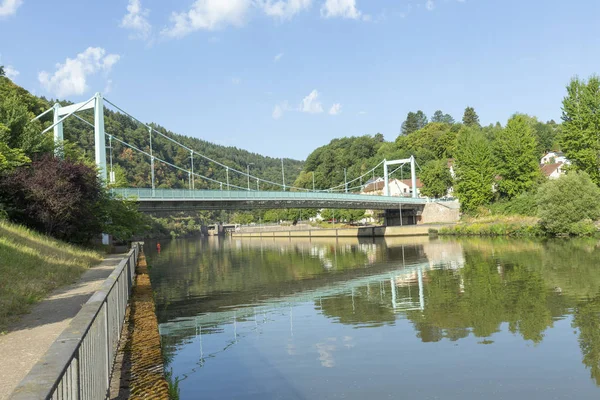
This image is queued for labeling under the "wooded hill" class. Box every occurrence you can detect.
[0,77,304,190]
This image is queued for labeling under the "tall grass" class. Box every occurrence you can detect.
[0,220,102,330]
[438,215,545,237]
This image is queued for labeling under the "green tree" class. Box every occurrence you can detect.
[561,75,600,184]
[454,128,495,212]
[401,110,428,136]
[493,114,541,199]
[0,66,4,77]
[462,106,481,128]
[420,159,453,198]
[536,171,600,235]
[431,110,455,124]
[107,164,128,188]
[0,140,29,172]
[395,122,457,162]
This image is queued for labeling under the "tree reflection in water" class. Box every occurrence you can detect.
[148,236,600,390]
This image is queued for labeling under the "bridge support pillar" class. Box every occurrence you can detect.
[94,93,107,182]
[52,103,63,157]
[384,208,419,226]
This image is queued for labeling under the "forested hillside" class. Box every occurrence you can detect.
[0,77,304,190]
[293,105,562,210]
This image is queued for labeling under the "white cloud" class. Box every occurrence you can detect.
[272,101,289,119]
[231,77,241,84]
[357,111,366,115]
[274,52,284,62]
[273,89,331,118]
[329,103,342,115]
[0,0,23,17]
[258,0,311,20]
[301,89,323,113]
[426,0,435,11]
[320,0,362,19]
[120,0,152,40]
[38,47,120,98]
[161,0,252,38]
[4,65,19,80]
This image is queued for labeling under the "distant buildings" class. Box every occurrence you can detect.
[540,151,569,180]
[541,162,565,180]
[361,178,424,198]
[541,151,569,165]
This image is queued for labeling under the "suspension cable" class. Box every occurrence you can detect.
[71,114,243,189]
[104,98,314,192]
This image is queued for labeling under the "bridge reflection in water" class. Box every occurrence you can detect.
[147,237,600,400]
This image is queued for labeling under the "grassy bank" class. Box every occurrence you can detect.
[0,221,103,331]
[437,215,544,237]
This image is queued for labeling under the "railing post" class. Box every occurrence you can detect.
[103,301,110,391]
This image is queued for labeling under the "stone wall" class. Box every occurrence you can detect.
[420,202,460,224]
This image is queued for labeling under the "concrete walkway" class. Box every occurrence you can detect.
[0,254,124,399]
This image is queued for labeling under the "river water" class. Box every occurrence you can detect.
[146,236,600,399]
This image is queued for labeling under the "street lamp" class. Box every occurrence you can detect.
[247,163,254,191]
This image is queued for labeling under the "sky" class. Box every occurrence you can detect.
[1,0,600,160]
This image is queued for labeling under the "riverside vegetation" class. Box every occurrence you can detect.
[2,68,600,244]
[0,221,102,331]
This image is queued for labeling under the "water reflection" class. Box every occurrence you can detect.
[148,237,600,399]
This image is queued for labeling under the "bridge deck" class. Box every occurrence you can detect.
[112,188,432,211]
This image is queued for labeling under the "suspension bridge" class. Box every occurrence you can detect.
[34,93,437,215]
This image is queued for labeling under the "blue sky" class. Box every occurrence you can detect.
[1,0,600,160]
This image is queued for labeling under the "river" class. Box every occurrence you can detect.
[146,236,600,399]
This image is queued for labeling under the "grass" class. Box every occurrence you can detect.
[0,220,103,331]
[437,215,545,237]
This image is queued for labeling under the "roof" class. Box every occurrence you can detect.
[397,178,424,188]
[364,177,383,185]
[363,180,385,193]
[362,178,423,193]
[541,162,563,177]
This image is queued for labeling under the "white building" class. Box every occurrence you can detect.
[541,162,565,180]
[361,178,424,198]
[541,151,569,165]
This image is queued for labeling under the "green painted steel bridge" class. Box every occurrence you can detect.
[111,188,430,212]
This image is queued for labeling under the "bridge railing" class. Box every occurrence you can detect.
[111,188,428,204]
[11,244,140,400]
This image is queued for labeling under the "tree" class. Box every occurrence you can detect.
[454,128,495,212]
[401,110,428,135]
[395,123,457,163]
[420,159,453,198]
[0,156,104,243]
[536,171,600,235]
[0,66,4,77]
[102,196,148,242]
[431,110,455,124]
[561,75,600,184]
[0,140,29,172]
[493,114,541,199]
[462,107,481,128]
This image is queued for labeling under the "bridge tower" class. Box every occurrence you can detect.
[383,156,417,198]
[40,93,107,182]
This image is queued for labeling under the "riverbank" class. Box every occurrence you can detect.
[0,253,124,399]
[435,215,545,237]
[231,224,453,238]
[0,221,103,331]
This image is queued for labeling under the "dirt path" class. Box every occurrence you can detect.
[0,254,124,399]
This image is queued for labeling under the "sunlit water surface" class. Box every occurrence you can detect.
[146,236,600,399]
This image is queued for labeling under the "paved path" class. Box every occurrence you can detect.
[0,254,124,399]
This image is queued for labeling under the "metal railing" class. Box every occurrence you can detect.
[111,188,429,205]
[10,244,140,400]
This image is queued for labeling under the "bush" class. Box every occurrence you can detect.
[489,191,538,216]
[536,172,600,236]
[0,155,104,243]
